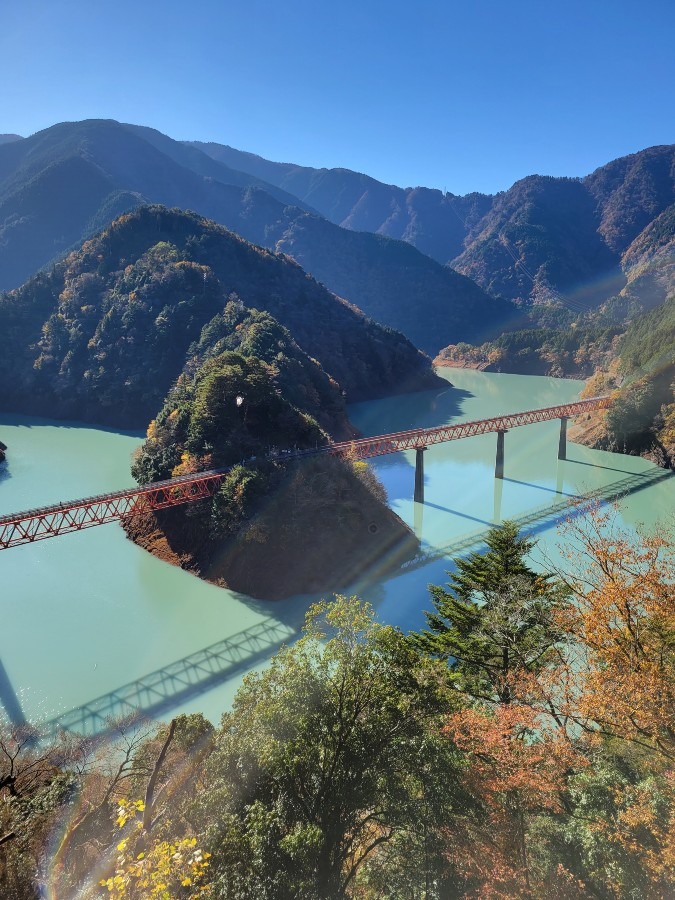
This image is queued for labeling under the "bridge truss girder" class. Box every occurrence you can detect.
[0,396,610,550]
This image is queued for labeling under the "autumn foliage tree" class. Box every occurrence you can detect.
[537,508,675,895]
[442,704,583,898]
[557,507,675,758]
[409,524,581,896]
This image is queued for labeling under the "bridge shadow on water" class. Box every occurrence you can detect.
[401,465,673,575]
[502,477,579,498]
[422,501,495,529]
[0,658,27,728]
[14,465,672,741]
[567,458,651,476]
[39,619,299,739]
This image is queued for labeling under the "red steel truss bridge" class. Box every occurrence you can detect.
[0,395,610,550]
[321,396,610,459]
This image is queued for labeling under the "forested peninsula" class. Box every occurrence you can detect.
[0,205,431,594]
[126,342,418,598]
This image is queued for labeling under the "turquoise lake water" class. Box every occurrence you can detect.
[0,369,672,734]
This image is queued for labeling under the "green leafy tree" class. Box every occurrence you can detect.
[193,597,467,899]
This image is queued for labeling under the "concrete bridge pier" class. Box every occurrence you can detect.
[495,430,506,479]
[414,446,427,504]
[558,416,569,460]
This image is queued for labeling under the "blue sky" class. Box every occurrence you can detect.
[2,0,673,194]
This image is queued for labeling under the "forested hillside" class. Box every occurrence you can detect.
[0,120,506,354]
[0,206,439,428]
[574,293,675,465]
[451,175,623,307]
[452,145,675,308]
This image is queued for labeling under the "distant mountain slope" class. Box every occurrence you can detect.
[268,211,508,353]
[445,147,674,310]
[0,120,507,354]
[586,145,675,254]
[437,193,675,464]
[0,119,312,291]
[5,121,671,356]
[120,123,315,210]
[0,134,22,145]
[0,206,439,428]
[435,193,675,378]
[193,139,675,314]
[451,175,623,308]
[188,139,494,264]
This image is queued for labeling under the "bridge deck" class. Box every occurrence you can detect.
[0,396,610,549]
[325,396,610,459]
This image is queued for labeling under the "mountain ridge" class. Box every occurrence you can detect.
[0,205,440,428]
[193,138,675,312]
[0,119,508,354]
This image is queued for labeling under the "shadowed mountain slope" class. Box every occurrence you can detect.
[269,210,508,353]
[0,120,314,291]
[188,139,494,264]
[194,140,675,314]
[0,206,440,428]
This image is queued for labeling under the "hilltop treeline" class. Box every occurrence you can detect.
[2,516,673,898]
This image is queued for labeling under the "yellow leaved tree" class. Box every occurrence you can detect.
[100,799,211,899]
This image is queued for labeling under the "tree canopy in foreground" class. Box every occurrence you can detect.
[0,514,673,899]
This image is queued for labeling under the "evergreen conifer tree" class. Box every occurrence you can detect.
[412,521,566,704]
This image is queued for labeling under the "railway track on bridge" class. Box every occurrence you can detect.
[0,396,611,550]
